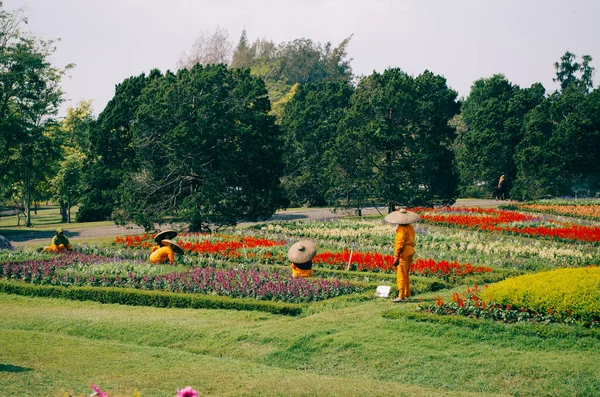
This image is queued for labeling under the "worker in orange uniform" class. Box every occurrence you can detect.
[43,228,73,253]
[287,239,317,277]
[385,208,420,302]
[149,238,183,264]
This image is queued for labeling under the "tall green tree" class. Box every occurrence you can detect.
[553,51,595,92]
[455,75,545,197]
[77,71,159,221]
[512,52,599,200]
[330,69,459,209]
[0,2,70,226]
[48,100,94,222]
[280,80,353,206]
[116,64,285,230]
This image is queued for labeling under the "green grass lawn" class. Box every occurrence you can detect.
[0,291,598,396]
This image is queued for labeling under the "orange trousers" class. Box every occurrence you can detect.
[396,255,413,299]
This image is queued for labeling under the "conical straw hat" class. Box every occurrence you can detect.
[154,229,178,244]
[384,209,420,225]
[162,239,183,255]
[287,240,317,264]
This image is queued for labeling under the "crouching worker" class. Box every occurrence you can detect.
[149,239,183,264]
[150,230,179,263]
[287,239,317,278]
[43,228,73,253]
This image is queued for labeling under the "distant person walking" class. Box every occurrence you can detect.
[288,240,317,278]
[496,174,507,200]
[385,209,420,302]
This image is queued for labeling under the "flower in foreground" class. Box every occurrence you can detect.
[177,386,199,397]
[90,383,109,397]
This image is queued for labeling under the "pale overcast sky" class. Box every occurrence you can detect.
[3,0,599,116]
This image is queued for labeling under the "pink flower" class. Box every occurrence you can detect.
[177,386,199,397]
[90,383,109,397]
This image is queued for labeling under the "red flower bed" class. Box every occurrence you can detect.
[312,249,491,278]
[115,233,284,257]
[412,207,600,243]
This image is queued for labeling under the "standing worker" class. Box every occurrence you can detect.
[385,209,420,302]
[287,240,317,277]
[43,228,73,253]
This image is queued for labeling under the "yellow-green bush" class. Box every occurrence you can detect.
[482,267,600,323]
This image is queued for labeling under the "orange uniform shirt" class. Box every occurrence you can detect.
[149,245,175,264]
[394,224,416,261]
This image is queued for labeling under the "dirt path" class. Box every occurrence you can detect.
[6,199,508,246]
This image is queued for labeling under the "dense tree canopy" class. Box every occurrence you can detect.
[455,75,545,197]
[77,71,159,221]
[330,69,460,208]
[115,64,285,230]
[280,80,354,206]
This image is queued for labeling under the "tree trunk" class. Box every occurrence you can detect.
[25,173,32,227]
[67,192,71,223]
[59,199,68,223]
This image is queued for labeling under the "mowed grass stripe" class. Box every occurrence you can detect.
[0,328,498,397]
[1,294,600,396]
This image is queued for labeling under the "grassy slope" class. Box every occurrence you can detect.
[0,292,598,397]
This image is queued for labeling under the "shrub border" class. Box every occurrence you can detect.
[382,309,600,339]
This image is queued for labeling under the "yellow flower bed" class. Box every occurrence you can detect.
[518,203,600,219]
[482,267,600,322]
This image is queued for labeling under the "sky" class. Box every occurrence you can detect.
[3,0,600,116]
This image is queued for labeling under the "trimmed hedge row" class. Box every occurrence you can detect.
[382,309,600,339]
[0,280,304,316]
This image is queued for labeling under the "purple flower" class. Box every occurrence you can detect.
[177,386,199,397]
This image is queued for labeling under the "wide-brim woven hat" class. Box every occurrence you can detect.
[287,240,317,264]
[154,229,178,244]
[162,239,184,255]
[384,209,420,225]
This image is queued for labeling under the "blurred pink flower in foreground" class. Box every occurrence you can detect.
[90,383,109,397]
[177,386,199,397]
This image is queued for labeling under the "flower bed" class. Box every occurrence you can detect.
[419,267,600,327]
[0,254,362,303]
[313,249,491,279]
[511,203,600,220]
[413,207,600,243]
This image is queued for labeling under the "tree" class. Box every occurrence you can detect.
[513,85,600,200]
[115,64,285,230]
[455,75,545,198]
[553,51,595,92]
[0,2,71,226]
[49,100,94,222]
[177,26,232,69]
[77,71,159,221]
[279,81,353,206]
[330,69,459,209]
[230,32,354,113]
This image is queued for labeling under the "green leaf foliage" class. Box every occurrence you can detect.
[330,68,459,207]
[280,80,353,206]
[116,64,285,230]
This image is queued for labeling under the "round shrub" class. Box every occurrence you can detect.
[482,267,600,324]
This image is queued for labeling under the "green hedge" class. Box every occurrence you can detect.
[0,280,304,316]
[382,310,600,339]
